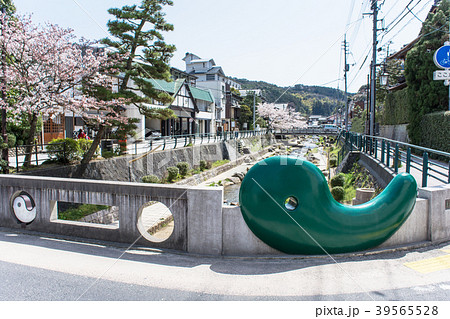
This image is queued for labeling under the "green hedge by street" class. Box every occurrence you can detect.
[382,89,409,125]
[420,111,450,153]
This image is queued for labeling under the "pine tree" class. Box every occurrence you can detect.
[0,0,15,15]
[102,0,177,119]
[405,1,450,144]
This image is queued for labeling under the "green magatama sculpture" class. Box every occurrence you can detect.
[239,156,417,255]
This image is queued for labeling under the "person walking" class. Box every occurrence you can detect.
[77,129,87,139]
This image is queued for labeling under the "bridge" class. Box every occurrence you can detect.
[273,128,339,136]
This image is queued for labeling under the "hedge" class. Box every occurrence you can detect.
[420,111,450,153]
[382,89,409,125]
[330,173,345,187]
[176,162,190,177]
[46,138,97,163]
[47,138,81,163]
[142,175,161,184]
[331,186,345,202]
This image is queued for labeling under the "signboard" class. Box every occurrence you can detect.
[434,44,450,69]
[433,70,450,80]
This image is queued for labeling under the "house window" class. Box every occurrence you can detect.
[44,114,64,134]
[206,74,215,81]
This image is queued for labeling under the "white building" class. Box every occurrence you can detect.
[239,89,263,97]
[183,52,241,132]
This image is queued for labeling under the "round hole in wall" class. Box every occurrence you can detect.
[284,196,298,211]
[137,201,174,243]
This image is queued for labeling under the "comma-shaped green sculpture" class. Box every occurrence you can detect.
[239,156,417,255]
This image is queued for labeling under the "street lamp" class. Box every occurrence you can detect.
[380,72,389,86]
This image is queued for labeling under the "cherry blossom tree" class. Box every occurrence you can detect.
[0,15,129,166]
[257,103,306,131]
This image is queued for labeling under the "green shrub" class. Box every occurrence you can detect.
[176,162,190,177]
[166,166,179,183]
[420,111,450,153]
[0,136,7,149]
[102,151,114,159]
[7,133,16,148]
[382,89,409,125]
[329,157,337,168]
[330,173,345,187]
[331,186,345,202]
[78,139,93,156]
[47,138,81,163]
[0,159,8,172]
[142,175,161,184]
[200,160,211,171]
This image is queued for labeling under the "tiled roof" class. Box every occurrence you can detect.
[143,78,185,95]
[189,86,214,103]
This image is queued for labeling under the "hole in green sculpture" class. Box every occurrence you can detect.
[284,196,298,211]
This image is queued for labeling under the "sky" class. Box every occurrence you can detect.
[13,0,437,95]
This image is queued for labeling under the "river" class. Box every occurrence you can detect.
[223,137,322,204]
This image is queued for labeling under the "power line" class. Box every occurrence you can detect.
[380,0,435,47]
[382,0,425,39]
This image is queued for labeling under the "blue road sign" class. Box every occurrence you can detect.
[434,45,450,69]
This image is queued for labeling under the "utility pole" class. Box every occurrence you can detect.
[1,6,8,172]
[366,74,370,134]
[343,35,349,131]
[369,0,378,136]
[252,92,256,130]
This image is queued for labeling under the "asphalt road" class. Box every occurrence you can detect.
[0,228,449,301]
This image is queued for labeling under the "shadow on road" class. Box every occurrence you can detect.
[0,227,445,276]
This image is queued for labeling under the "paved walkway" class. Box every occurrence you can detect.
[140,202,172,232]
[0,228,449,300]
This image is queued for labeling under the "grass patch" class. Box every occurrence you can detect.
[211,159,230,168]
[58,203,110,221]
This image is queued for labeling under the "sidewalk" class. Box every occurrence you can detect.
[0,228,449,300]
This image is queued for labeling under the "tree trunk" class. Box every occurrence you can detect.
[23,113,38,167]
[72,125,106,178]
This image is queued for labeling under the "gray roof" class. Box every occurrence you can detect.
[206,66,225,76]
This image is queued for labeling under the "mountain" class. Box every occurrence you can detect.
[234,78,346,116]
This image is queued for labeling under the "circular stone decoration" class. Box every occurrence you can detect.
[10,191,37,224]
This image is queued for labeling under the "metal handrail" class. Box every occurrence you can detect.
[342,131,450,187]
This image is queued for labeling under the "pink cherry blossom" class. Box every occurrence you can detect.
[0,14,129,128]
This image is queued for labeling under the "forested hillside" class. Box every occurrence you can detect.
[234,78,346,116]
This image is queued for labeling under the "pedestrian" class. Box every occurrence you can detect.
[77,129,87,139]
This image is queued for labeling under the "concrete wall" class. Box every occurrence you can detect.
[1,173,448,256]
[419,184,450,242]
[222,206,281,256]
[0,174,222,255]
[357,152,394,188]
[379,124,409,143]
[379,198,429,248]
[21,135,274,184]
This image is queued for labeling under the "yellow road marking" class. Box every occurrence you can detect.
[404,254,450,274]
[441,249,450,254]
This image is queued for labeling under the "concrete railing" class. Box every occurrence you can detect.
[1,173,449,256]
[0,174,223,255]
